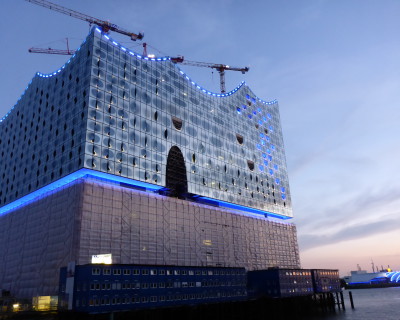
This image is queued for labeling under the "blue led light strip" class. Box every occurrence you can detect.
[1,27,277,124]
[0,168,163,217]
[196,196,291,220]
[0,168,292,222]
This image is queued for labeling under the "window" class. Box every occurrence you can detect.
[113,269,121,275]
[92,268,100,275]
[236,133,244,145]
[172,116,183,130]
[247,160,254,171]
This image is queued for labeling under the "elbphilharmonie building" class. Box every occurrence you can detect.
[0,28,300,298]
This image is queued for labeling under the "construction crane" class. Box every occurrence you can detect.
[29,38,75,55]
[25,0,143,41]
[171,57,249,93]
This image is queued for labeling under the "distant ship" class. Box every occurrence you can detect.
[343,265,400,288]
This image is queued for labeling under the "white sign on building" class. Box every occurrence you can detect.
[91,253,112,264]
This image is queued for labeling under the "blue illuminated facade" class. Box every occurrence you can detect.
[0,27,292,219]
[0,27,300,299]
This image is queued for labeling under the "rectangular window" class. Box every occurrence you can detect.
[103,269,111,275]
[150,269,157,275]
[113,269,121,275]
[141,283,149,289]
[92,268,100,275]
[123,269,131,275]
[159,270,165,275]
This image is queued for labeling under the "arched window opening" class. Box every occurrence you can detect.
[165,146,188,199]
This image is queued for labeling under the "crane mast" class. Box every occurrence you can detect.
[25,0,143,41]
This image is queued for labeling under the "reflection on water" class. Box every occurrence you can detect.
[315,287,400,320]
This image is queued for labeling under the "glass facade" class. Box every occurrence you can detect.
[0,27,292,218]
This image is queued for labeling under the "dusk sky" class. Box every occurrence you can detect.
[1,0,399,276]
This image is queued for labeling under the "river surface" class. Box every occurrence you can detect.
[316,287,400,320]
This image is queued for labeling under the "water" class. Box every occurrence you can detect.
[319,287,400,320]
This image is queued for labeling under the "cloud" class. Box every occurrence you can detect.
[299,217,400,251]
[296,185,400,232]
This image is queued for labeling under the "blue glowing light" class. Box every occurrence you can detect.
[269,169,274,176]
[275,178,280,185]
[196,196,291,220]
[0,168,163,217]
[259,165,264,171]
